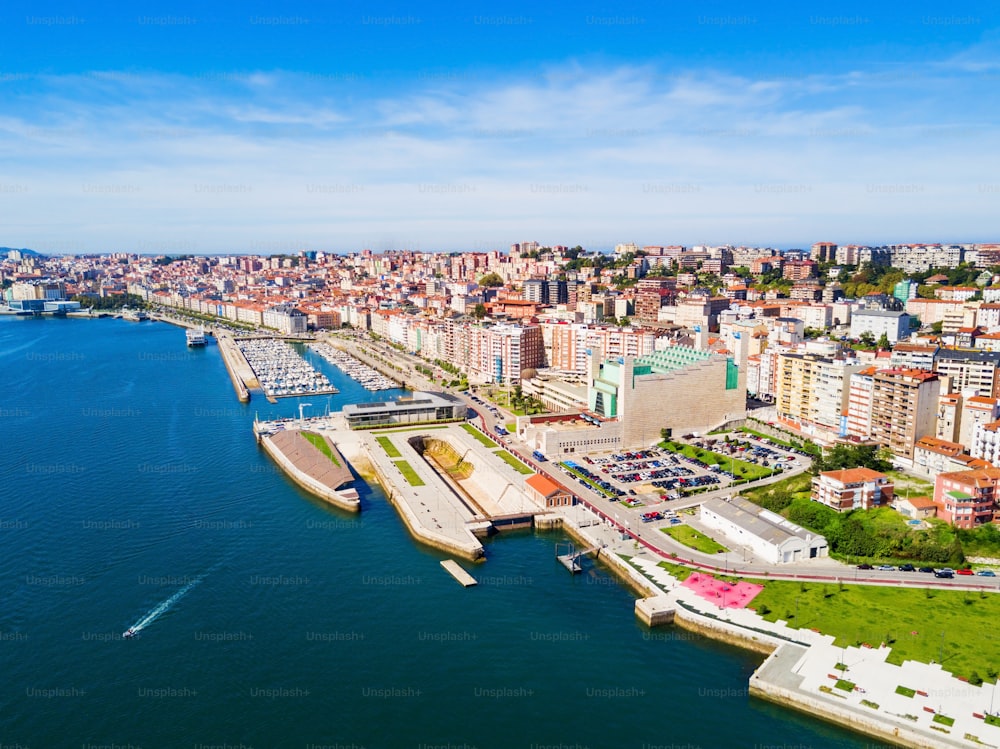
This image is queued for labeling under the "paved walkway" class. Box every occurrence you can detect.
[625,554,1000,748]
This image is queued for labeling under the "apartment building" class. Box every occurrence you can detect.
[972,421,1000,467]
[811,468,894,511]
[933,467,1000,528]
[933,350,1000,398]
[869,369,941,458]
[775,353,864,438]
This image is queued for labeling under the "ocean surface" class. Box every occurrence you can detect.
[0,316,869,749]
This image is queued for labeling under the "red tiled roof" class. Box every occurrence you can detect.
[525,473,565,498]
[820,467,888,483]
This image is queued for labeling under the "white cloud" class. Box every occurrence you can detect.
[0,58,998,252]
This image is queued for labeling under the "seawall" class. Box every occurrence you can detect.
[259,433,360,512]
[361,440,485,562]
[749,651,955,749]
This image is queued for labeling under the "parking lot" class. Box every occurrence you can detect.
[552,432,812,532]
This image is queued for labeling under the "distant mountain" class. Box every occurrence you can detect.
[0,247,44,257]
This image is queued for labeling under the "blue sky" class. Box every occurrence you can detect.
[1,1,999,253]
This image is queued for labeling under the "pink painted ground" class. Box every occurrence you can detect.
[682,572,763,609]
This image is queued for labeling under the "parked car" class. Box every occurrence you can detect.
[876,565,895,571]
[856,563,873,570]
[898,564,916,572]
[918,566,935,573]
[977,569,997,577]
[956,568,974,575]
[934,569,954,578]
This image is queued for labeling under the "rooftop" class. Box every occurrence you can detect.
[818,467,888,484]
[703,496,822,547]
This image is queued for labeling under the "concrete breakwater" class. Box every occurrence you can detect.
[258,428,359,512]
[216,333,253,402]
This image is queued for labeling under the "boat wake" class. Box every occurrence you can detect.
[123,575,203,638]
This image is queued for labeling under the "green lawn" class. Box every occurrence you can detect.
[660,441,772,482]
[493,449,533,475]
[660,525,729,554]
[655,560,695,581]
[301,431,340,466]
[376,436,402,458]
[505,422,516,433]
[393,460,425,486]
[896,685,916,698]
[461,423,495,446]
[750,579,1000,681]
[742,472,814,502]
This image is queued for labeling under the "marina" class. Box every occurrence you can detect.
[308,342,398,391]
[238,337,338,400]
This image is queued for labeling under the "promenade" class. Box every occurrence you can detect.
[556,503,999,749]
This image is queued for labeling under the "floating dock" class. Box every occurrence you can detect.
[440,559,477,587]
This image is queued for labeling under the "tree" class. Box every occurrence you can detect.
[472,303,487,320]
[478,272,504,288]
[859,331,876,348]
[877,332,891,350]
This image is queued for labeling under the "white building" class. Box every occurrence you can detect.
[700,496,828,564]
[849,309,911,344]
[263,303,307,334]
[972,421,1000,467]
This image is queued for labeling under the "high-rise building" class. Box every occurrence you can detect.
[810,242,837,263]
[934,350,1000,398]
[870,369,941,458]
[776,353,864,438]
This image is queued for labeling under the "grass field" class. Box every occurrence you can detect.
[750,579,1000,681]
[660,525,729,554]
[885,470,934,496]
[375,436,402,458]
[660,441,772,482]
[741,472,814,503]
[649,553,1000,680]
[393,460,425,487]
[460,423,495,446]
[493,449,533,475]
[302,432,340,466]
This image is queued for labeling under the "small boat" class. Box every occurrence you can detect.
[123,628,137,639]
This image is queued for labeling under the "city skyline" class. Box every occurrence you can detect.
[2,1,999,251]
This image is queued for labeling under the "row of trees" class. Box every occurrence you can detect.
[784,501,965,564]
[71,293,147,310]
[753,489,965,564]
[811,443,892,475]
